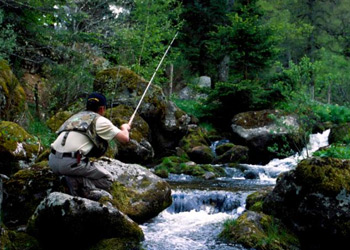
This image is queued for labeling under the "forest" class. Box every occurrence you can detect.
[3,1,350,249]
[1,0,350,154]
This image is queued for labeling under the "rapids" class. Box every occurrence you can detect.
[141,129,330,250]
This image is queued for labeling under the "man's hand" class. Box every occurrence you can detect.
[120,123,131,131]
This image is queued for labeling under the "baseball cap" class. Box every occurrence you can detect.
[87,92,107,107]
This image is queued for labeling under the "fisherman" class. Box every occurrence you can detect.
[48,92,130,199]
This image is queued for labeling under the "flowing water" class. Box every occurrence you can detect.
[141,130,330,250]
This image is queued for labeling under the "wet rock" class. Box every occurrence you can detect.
[27,192,144,249]
[188,145,214,164]
[263,157,350,249]
[231,109,302,164]
[243,170,259,179]
[213,144,249,164]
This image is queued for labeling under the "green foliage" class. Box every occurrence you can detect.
[208,0,278,80]
[199,80,283,127]
[42,55,94,112]
[108,0,182,84]
[172,98,206,119]
[179,0,231,76]
[0,9,16,60]
[314,145,350,159]
[26,118,56,149]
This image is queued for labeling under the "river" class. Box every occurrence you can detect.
[141,130,330,250]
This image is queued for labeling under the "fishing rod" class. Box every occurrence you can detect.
[128,31,178,126]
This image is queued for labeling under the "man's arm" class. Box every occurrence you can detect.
[115,123,130,143]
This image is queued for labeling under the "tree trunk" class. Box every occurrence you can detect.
[218,55,230,82]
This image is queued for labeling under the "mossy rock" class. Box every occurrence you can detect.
[94,66,166,119]
[106,104,150,142]
[328,123,350,144]
[216,143,235,156]
[294,157,350,196]
[0,60,26,121]
[109,178,171,223]
[246,187,273,212]
[89,237,143,250]
[0,121,42,175]
[3,163,63,227]
[46,110,73,132]
[0,227,41,250]
[219,211,300,250]
[179,126,210,154]
[232,109,281,129]
[154,156,225,178]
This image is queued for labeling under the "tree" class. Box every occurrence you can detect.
[208,0,277,80]
[178,0,232,78]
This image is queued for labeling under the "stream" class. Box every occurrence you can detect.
[141,130,330,250]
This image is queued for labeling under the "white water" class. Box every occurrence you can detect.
[141,130,330,249]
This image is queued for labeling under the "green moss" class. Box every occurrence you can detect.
[0,60,26,121]
[46,111,73,132]
[0,226,41,250]
[106,105,150,142]
[3,164,62,226]
[0,121,41,160]
[179,127,209,153]
[295,157,350,196]
[220,212,300,250]
[89,237,144,250]
[154,156,225,178]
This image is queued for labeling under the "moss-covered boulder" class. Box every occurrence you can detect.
[328,123,350,144]
[94,67,192,157]
[179,126,213,164]
[46,110,73,132]
[0,60,26,121]
[95,158,172,223]
[263,157,350,249]
[27,192,144,250]
[0,121,42,176]
[2,163,63,228]
[213,144,249,164]
[219,211,300,250]
[154,155,226,178]
[231,109,303,164]
[106,105,154,163]
[94,66,166,120]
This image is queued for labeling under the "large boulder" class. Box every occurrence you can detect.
[94,66,166,120]
[179,126,214,164]
[219,211,300,250]
[231,109,302,164]
[3,163,64,227]
[106,105,154,164]
[100,158,172,223]
[27,192,144,249]
[263,157,350,249]
[0,121,42,176]
[94,66,192,157]
[0,60,26,122]
[3,158,171,229]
